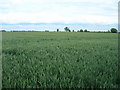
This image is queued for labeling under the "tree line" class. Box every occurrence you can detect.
[56,27,118,33]
[0,27,118,33]
[63,27,89,32]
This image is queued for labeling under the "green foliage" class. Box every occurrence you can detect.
[84,29,88,32]
[2,32,118,88]
[57,29,59,32]
[64,27,70,32]
[1,30,6,32]
[80,29,83,32]
[45,30,49,32]
[110,28,117,33]
[108,30,110,33]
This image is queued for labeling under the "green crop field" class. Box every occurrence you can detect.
[2,32,118,88]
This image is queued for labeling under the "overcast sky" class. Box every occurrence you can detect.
[0,0,119,25]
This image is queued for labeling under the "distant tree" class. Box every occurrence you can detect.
[1,30,6,32]
[13,30,17,32]
[72,30,74,32]
[77,30,80,32]
[84,29,87,32]
[80,29,83,32]
[107,30,110,33]
[45,30,49,32]
[57,29,59,32]
[110,28,117,33]
[64,27,70,32]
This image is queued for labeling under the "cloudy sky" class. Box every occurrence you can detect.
[0,0,119,31]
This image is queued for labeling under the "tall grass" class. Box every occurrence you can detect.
[2,32,118,88]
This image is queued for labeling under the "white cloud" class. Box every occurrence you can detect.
[0,0,119,24]
[8,0,119,3]
[0,12,117,24]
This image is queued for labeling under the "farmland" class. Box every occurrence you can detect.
[2,32,118,88]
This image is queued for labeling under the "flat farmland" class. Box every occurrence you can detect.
[2,32,118,88]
